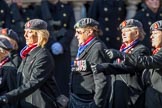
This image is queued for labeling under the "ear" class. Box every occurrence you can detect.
[87,29,93,36]
[135,30,139,38]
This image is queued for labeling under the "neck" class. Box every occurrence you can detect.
[151,8,158,13]
[124,42,131,47]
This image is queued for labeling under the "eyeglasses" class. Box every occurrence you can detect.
[76,30,86,34]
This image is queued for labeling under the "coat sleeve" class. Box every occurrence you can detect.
[100,44,150,75]
[124,48,162,69]
[5,51,60,103]
[89,43,110,108]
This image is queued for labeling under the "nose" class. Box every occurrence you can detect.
[24,31,28,38]
[75,32,78,37]
[150,34,153,39]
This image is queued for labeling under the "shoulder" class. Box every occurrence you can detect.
[31,47,53,60]
[91,38,107,50]
[133,43,150,55]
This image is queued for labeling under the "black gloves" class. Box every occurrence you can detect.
[0,95,8,104]
[56,94,69,108]
[104,49,124,60]
[91,64,105,74]
[71,60,91,72]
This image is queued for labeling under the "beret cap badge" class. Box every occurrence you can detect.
[26,22,31,28]
[0,28,19,42]
[154,23,158,29]
[121,21,127,28]
[150,20,162,31]
[119,19,143,30]
[1,29,7,35]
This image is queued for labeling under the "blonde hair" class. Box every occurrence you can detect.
[32,30,49,48]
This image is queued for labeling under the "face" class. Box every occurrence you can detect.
[0,48,9,61]
[75,28,92,45]
[150,30,162,48]
[24,30,38,46]
[145,0,160,11]
[121,28,139,44]
[75,28,87,45]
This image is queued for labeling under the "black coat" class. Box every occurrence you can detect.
[125,48,162,93]
[98,43,150,108]
[0,0,10,28]
[134,5,162,50]
[5,47,60,108]
[124,48,162,108]
[70,37,111,108]
[88,0,126,49]
[35,1,75,96]
[0,52,21,108]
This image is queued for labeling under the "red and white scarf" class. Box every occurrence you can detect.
[20,44,37,59]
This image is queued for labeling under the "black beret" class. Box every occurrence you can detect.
[74,18,99,29]
[0,37,13,50]
[119,19,143,30]
[150,20,162,31]
[25,19,47,30]
[0,28,19,42]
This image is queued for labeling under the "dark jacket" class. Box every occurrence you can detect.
[134,5,162,50]
[88,0,126,49]
[102,43,150,86]
[98,43,150,108]
[125,48,162,93]
[71,37,111,108]
[4,47,60,108]
[35,1,75,96]
[0,52,21,108]
[7,50,21,68]
[0,0,10,28]
[124,48,162,108]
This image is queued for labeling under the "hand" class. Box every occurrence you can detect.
[56,95,69,108]
[51,42,63,55]
[0,95,8,104]
[104,49,124,60]
[91,64,105,74]
[71,60,91,72]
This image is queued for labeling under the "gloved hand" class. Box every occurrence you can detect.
[0,95,8,104]
[56,94,69,108]
[71,60,91,72]
[104,49,124,60]
[91,64,105,74]
[51,42,63,55]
